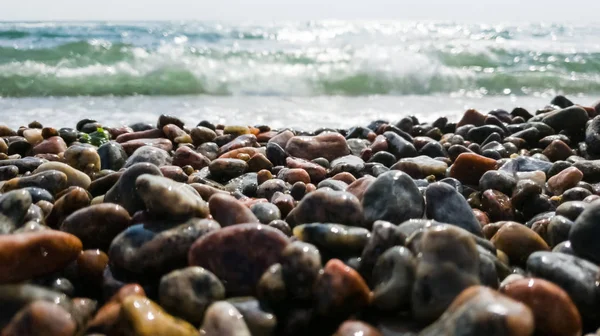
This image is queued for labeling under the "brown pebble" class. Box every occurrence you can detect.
[543,139,573,162]
[450,152,497,185]
[257,169,273,185]
[314,259,370,319]
[346,175,376,202]
[0,231,82,283]
[208,193,260,227]
[331,172,357,184]
[286,133,350,161]
[188,223,290,296]
[500,278,582,336]
[490,222,549,265]
[547,166,583,195]
[2,301,76,336]
[172,146,210,170]
[279,168,311,184]
[456,108,486,128]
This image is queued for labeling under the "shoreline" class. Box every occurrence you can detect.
[0,94,599,334]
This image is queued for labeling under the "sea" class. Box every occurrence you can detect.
[0,21,599,130]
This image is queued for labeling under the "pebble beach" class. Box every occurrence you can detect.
[0,95,599,335]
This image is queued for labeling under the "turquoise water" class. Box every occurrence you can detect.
[0,21,599,128]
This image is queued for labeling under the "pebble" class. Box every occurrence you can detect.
[449,152,497,185]
[123,145,172,168]
[362,170,424,226]
[158,266,225,325]
[527,251,600,321]
[200,301,252,336]
[1,301,77,336]
[500,277,582,336]
[172,146,210,170]
[286,132,350,161]
[64,144,101,174]
[547,166,583,195]
[119,295,200,336]
[419,286,534,336]
[293,223,370,259]
[0,190,32,234]
[60,203,131,251]
[188,224,290,296]
[391,155,448,179]
[410,225,480,322]
[280,241,322,300]
[425,182,483,236]
[286,189,364,227]
[135,174,209,219]
[97,141,127,171]
[333,321,382,336]
[0,231,82,283]
[491,222,549,265]
[313,259,370,319]
[371,246,416,311]
[227,297,277,336]
[104,162,163,214]
[109,218,219,276]
[209,193,260,226]
[34,161,91,189]
[570,199,600,263]
[2,170,68,196]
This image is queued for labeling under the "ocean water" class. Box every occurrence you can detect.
[0,21,599,129]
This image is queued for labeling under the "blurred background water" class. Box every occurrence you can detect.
[0,21,599,128]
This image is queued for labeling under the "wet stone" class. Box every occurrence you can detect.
[287,189,364,227]
[280,241,322,300]
[0,165,18,181]
[527,251,600,321]
[371,246,416,312]
[317,178,348,191]
[158,266,225,325]
[391,155,447,179]
[0,231,82,283]
[556,201,588,221]
[500,277,582,336]
[104,163,163,215]
[570,200,600,264]
[227,297,277,336]
[362,170,424,227]
[256,178,288,200]
[1,301,77,336]
[542,106,589,132]
[481,189,515,222]
[491,222,549,266]
[160,165,188,182]
[250,202,281,224]
[1,170,68,196]
[97,141,127,171]
[123,145,171,168]
[110,218,220,277]
[34,161,92,189]
[383,131,417,159]
[358,220,407,282]
[547,166,583,195]
[0,190,32,234]
[419,286,534,336]
[136,174,209,220]
[64,144,101,174]
[209,193,260,226]
[450,152,497,185]
[543,139,573,162]
[547,215,574,247]
[410,225,480,323]
[120,295,200,336]
[200,301,252,336]
[293,223,370,260]
[478,170,516,196]
[425,182,483,236]
[313,259,370,320]
[60,203,131,251]
[188,224,290,296]
[285,133,350,161]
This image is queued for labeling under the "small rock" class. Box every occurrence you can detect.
[1,301,76,336]
[500,277,582,336]
[287,189,364,227]
[200,301,252,336]
[188,224,290,296]
[547,166,583,195]
[119,295,199,336]
[136,174,209,219]
[425,182,482,236]
[371,246,416,311]
[286,133,350,161]
[450,153,497,185]
[209,193,260,226]
[159,266,225,325]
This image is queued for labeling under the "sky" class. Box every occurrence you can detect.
[1,0,600,22]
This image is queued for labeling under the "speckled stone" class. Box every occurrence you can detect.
[188,224,290,296]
